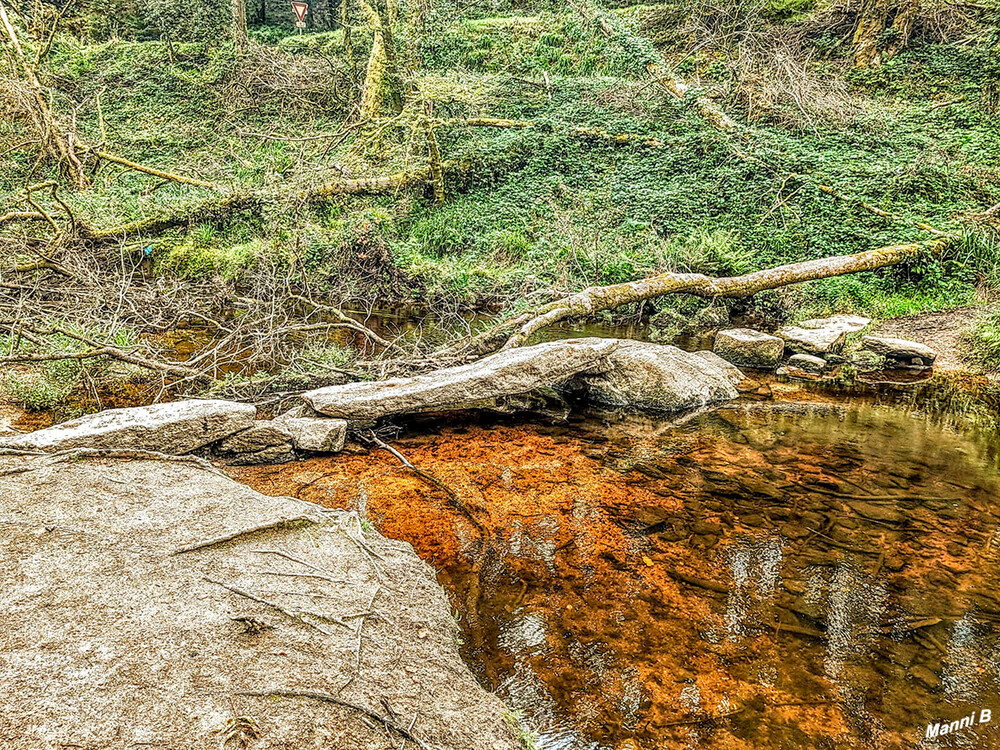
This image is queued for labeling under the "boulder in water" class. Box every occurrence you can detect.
[861,336,936,369]
[581,340,741,412]
[713,328,784,369]
[303,338,620,420]
[778,315,870,354]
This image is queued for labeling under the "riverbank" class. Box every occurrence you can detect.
[0,451,519,750]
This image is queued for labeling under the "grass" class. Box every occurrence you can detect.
[502,710,541,750]
[965,309,1000,371]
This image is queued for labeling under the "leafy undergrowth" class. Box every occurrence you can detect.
[965,309,1000,371]
[3,1,999,324]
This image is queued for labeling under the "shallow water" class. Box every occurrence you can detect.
[232,392,1000,749]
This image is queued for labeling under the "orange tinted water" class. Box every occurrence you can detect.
[232,399,1000,749]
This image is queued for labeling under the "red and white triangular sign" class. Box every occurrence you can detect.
[291,2,308,23]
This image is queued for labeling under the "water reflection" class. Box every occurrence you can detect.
[451,401,1000,749]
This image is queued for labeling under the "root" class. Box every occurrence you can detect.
[174,516,320,554]
[238,689,430,749]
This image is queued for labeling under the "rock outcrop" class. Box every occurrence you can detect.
[0,399,256,454]
[861,336,937,369]
[0,453,518,750]
[581,341,741,412]
[304,338,745,420]
[713,328,784,369]
[778,315,870,354]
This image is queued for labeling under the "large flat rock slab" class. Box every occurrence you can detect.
[0,399,256,454]
[778,315,871,354]
[304,338,620,420]
[861,335,937,368]
[0,453,516,750]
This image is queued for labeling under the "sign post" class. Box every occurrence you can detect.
[291,1,308,30]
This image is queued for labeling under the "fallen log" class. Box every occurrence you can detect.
[469,239,949,351]
[572,0,739,132]
[81,162,470,242]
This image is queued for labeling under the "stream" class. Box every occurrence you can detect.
[233,380,1000,749]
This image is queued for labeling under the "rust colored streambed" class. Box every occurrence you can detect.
[231,399,1000,749]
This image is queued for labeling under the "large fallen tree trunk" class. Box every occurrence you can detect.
[78,161,470,242]
[466,239,948,352]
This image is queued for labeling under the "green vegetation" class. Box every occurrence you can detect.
[966,309,1000,371]
[2,0,999,392]
[503,710,541,750]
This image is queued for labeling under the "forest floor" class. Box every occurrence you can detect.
[869,306,990,372]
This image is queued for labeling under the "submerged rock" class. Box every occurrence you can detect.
[581,340,741,412]
[861,336,936,369]
[713,328,784,369]
[0,399,255,454]
[778,315,870,354]
[787,353,827,375]
[0,453,518,750]
[303,338,620,420]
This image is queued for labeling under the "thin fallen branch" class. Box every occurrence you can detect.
[817,183,954,238]
[0,323,202,378]
[289,293,400,351]
[251,548,345,578]
[81,162,470,243]
[367,433,486,535]
[174,515,318,554]
[237,689,430,749]
[84,147,221,191]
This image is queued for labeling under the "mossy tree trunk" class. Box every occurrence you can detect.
[852,0,890,68]
[852,0,921,68]
[470,240,950,351]
[232,0,249,54]
[885,0,921,59]
[359,0,404,120]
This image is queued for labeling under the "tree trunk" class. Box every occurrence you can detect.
[852,0,890,68]
[575,2,738,132]
[424,118,445,203]
[359,0,403,120]
[885,0,921,59]
[232,0,249,54]
[468,239,949,351]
